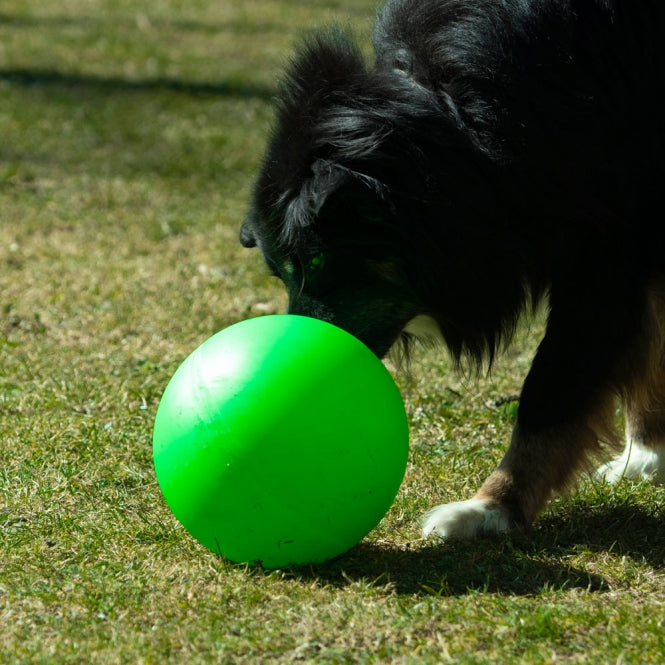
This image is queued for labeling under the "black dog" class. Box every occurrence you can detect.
[240,0,665,538]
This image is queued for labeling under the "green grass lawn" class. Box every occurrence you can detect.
[1,1,664,663]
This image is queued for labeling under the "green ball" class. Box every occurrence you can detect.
[153,314,408,568]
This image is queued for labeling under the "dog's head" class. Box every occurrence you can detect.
[240,28,520,364]
[240,30,436,357]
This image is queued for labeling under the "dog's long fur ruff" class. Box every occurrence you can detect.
[241,0,665,538]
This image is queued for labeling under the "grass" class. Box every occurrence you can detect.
[1,1,664,663]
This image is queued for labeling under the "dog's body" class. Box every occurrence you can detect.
[241,0,665,538]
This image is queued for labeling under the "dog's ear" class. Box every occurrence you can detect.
[280,29,367,113]
[282,159,390,242]
[282,160,351,236]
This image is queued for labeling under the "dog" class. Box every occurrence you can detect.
[240,0,665,539]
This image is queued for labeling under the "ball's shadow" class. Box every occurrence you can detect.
[284,504,664,596]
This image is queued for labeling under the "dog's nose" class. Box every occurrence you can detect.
[239,219,257,248]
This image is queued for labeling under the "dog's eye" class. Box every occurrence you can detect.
[307,252,325,274]
[300,252,331,294]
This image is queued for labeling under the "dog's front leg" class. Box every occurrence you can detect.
[423,284,636,539]
[422,415,610,538]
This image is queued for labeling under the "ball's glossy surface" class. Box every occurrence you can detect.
[153,315,408,568]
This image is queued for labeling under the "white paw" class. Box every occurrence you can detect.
[422,498,511,540]
[596,441,665,485]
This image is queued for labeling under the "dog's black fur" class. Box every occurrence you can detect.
[241,0,665,537]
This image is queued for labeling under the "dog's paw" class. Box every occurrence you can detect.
[422,498,511,540]
[596,442,665,485]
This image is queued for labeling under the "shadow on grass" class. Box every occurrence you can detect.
[0,67,275,100]
[290,504,664,597]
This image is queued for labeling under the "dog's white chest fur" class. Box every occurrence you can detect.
[404,315,444,344]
